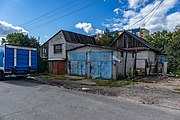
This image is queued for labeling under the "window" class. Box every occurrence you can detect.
[42,47,47,57]
[42,47,47,56]
[54,44,62,54]
[121,51,124,58]
[42,47,46,55]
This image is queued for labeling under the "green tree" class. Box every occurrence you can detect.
[168,30,180,73]
[1,33,40,48]
[145,30,172,53]
[145,29,180,74]
[98,28,119,46]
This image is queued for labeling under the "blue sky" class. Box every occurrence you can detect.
[0,0,179,43]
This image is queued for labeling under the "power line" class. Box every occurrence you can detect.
[29,1,99,31]
[128,0,164,29]
[23,0,88,28]
[144,0,163,26]
[20,0,75,27]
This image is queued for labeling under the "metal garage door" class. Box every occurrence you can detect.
[69,52,87,76]
[90,52,113,79]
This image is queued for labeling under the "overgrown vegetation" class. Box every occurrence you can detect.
[145,28,180,75]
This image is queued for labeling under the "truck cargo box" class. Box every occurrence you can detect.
[0,44,37,79]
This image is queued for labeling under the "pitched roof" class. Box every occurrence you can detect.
[125,31,159,51]
[111,31,159,52]
[61,30,96,45]
[41,30,96,46]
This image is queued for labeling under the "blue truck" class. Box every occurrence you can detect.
[0,44,37,80]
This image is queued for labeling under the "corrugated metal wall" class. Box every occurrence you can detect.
[90,52,113,79]
[69,51,113,79]
[69,52,86,76]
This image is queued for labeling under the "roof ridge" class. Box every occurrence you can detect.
[61,29,94,38]
[124,31,159,51]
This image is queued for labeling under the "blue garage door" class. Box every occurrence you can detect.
[90,52,113,79]
[70,52,87,76]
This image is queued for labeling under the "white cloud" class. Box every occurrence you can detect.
[113,8,121,15]
[102,21,124,31]
[95,29,103,34]
[128,0,149,9]
[123,10,137,18]
[142,0,178,32]
[103,0,179,33]
[75,22,103,34]
[166,12,180,31]
[0,21,28,39]
[75,22,94,33]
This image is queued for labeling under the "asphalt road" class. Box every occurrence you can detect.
[0,79,179,120]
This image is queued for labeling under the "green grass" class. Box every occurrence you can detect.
[172,89,180,94]
[43,74,81,81]
[94,80,137,87]
[45,74,67,80]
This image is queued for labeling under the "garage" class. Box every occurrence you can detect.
[67,45,126,80]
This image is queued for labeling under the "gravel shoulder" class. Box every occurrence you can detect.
[33,76,180,110]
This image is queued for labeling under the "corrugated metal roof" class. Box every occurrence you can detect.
[61,30,96,45]
[41,30,96,47]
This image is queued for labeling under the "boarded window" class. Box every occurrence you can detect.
[54,44,62,54]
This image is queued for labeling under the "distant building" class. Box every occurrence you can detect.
[94,28,149,42]
[118,28,149,38]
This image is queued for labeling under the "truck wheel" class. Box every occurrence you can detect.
[0,71,5,80]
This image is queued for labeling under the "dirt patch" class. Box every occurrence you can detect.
[33,76,180,109]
